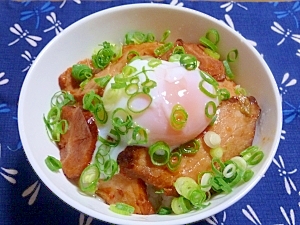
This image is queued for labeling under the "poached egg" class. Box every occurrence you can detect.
[98,58,219,160]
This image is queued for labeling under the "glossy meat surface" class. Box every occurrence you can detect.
[58,106,98,179]
[96,173,155,215]
[176,39,226,81]
[58,40,225,102]
[118,96,260,195]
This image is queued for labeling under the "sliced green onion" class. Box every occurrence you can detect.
[170,104,188,130]
[103,159,118,180]
[154,42,174,56]
[179,139,200,154]
[199,80,218,98]
[102,88,122,112]
[198,172,213,192]
[223,60,234,80]
[127,92,152,113]
[199,36,217,52]
[112,108,133,135]
[206,29,220,45]
[171,196,193,215]
[210,147,223,159]
[45,155,62,172]
[148,58,162,68]
[205,101,217,119]
[146,33,155,42]
[79,164,100,194]
[131,126,148,145]
[98,129,121,147]
[46,106,61,125]
[199,71,219,88]
[211,157,225,177]
[231,156,247,171]
[189,189,207,208]
[125,31,147,45]
[211,176,232,193]
[109,202,135,215]
[174,177,199,198]
[82,90,102,112]
[240,146,264,165]
[111,82,127,89]
[218,88,230,101]
[148,141,170,166]
[203,131,221,148]
[92,41,121,69]
[204,48,220,60]
[243,169,254,182]
[161,29,171,43]
[126,50,140,62]
[122,65,137,77]
[223,163,237,179]
[94,103,108,124]
[97,144,111,157]
[173,46,185,55]
[235,85,247,96]
[227,49,238,62]
[125,83,139,96]
[174,177,207,207]
[94,75,111,88]
[169,54,181,62]
[180,54,197,70]
[167,151,182,171]
[50,91,76,108]
[157,207,172,215]
[71,64,92,82]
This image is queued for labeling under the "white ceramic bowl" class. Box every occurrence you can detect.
[18,3,282,225]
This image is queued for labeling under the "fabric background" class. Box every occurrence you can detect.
[0,1,299,224]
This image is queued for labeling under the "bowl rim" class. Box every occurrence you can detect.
[18,3,282,225]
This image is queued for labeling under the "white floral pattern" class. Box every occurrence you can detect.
[0,1,300,225]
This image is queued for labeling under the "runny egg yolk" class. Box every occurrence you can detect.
[99,58,219,156]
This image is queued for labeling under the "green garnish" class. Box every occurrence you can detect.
[125,31,155,45]
[92,41,121,69]
[109,202,135,215]
[154,42,174,56]
[45,156,62,172]
[83,90,108,124]
[79,164,100,194]
[148,141,171,166]
[160,29,171,43]
[170,104,188,130]
[43,91,75,142]
[179,54,197,70]
[71,64,92,82]
[223,49,239,80]
[94,75,111,88]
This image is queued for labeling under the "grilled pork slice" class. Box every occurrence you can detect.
[118,96,261,196]
[58,42,163,102]
[58,40,225,103]
[175,39,226,81]
[96,173,155,215]
[58,106,98,179]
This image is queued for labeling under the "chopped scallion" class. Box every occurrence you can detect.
[45,155,62,172]
[109,202,135,215]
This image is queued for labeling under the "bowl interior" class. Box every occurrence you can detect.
[18,3,282,225]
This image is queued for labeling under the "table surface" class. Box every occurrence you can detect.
[1,1,299,225]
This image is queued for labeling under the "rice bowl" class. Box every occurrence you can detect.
[18,3,282,225]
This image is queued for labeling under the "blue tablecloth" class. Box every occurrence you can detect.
[1,0,299,224]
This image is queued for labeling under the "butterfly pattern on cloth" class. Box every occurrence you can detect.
[0,1,300,225]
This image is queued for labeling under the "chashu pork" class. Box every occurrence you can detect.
[96,173,155,215]
[118,95,261,196]
[58,106,98,179]
[58,40,225,103]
